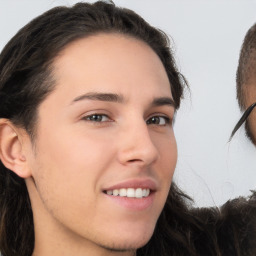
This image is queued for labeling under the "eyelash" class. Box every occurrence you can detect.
[146,116,171,126]
[82,113,171,126]
[83,114,112,123]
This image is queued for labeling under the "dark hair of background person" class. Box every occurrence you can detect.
[236,23,256,144]
[1,1,256,256]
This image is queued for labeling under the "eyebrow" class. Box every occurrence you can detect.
[71,92,175,108]
[72,92,124,104]
[151,97,176,108]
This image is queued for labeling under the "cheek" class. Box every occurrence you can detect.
[35,123,114,172]
[246,118,256,145]
[163,140,177,188]
[31,126,115,213]
[156,130,177,168]
[153,131,177,188]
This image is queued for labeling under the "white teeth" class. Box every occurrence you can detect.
[119,188,127,197]
[135,188,143,198]
[127,188,135,197]
[105,188,150,198]
[113,189,119,196]
[107,190,113,195]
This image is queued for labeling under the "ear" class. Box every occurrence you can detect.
[0,119,32,178]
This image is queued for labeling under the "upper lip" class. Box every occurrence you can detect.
[102,178,158,191]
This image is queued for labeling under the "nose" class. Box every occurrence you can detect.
[117,120,159,167]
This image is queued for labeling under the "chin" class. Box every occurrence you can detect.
[98,225,155,252]
[100,236,151,252]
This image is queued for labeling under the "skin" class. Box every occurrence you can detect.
[243,84,256,143]
[1,34,177,256]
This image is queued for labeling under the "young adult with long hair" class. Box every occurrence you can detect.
[0,2,201,255]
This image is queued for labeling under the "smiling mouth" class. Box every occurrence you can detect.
[103,188,151,198]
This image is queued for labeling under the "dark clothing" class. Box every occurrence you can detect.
[139,185,256,256]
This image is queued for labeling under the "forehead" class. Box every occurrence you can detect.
[50,33,172,102]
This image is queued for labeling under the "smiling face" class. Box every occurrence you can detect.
[25,33,177,255]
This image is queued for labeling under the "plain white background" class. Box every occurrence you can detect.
[0,0,256,207]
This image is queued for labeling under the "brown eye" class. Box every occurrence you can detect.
[146,116,170,126]
[84,114,110,122]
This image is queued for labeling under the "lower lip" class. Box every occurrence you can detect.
[103,192,155,211]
